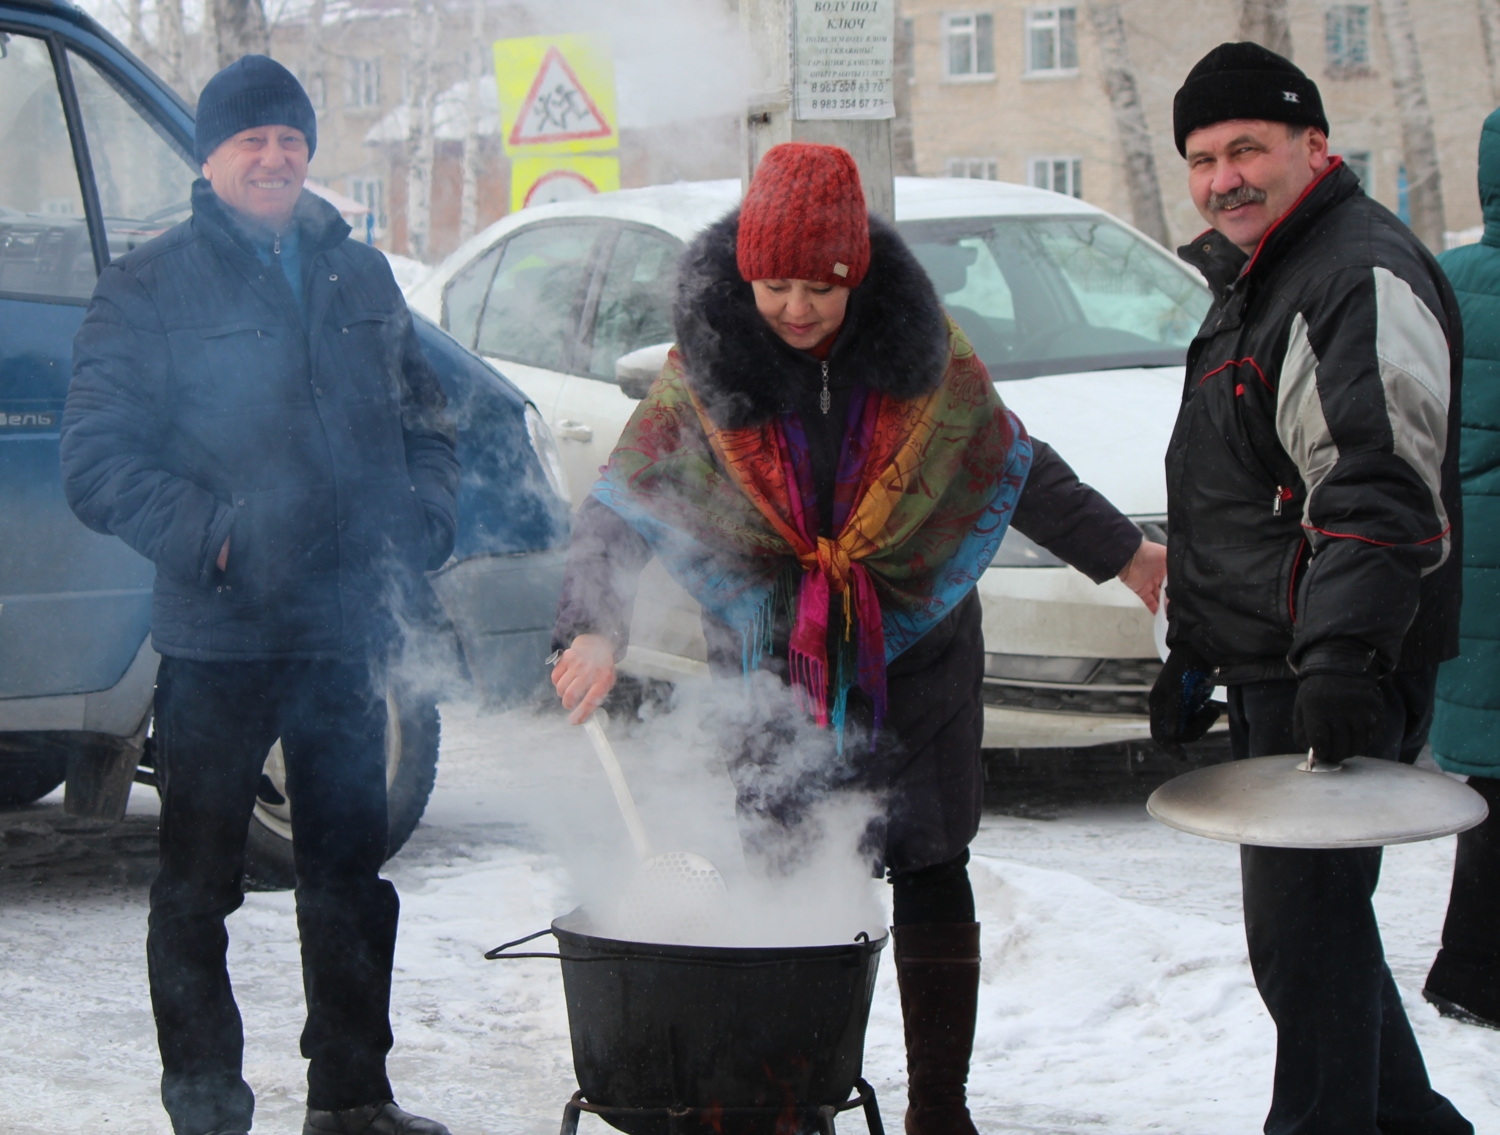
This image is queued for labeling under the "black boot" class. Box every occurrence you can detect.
[302,1101,451,1135]
[893,922,981,1135]
[1426,775,1500,1028]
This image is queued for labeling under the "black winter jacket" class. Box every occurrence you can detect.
[554,211,1143,873]
[1167,160,1463,682]
[62,182,459,662]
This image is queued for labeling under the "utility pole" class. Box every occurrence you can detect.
[740,0,896,220]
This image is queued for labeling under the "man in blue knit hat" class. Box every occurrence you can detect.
[61,55,458,1135]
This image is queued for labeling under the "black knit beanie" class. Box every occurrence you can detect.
[1172,42,1328,156]
[194,55,317,163]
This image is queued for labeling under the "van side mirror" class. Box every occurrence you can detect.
[615,342,673,400]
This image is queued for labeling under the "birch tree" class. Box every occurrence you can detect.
[1086,3,1169,246]
[157,0,186,88]
[305,0,327,110]
[1378,0,1446,249]
[1238,0,1292,59]
[128,0,146,56]
[459,0,485,243]
[212,0,269,68]
[1477,0,1500,106]
[404,0,439,259]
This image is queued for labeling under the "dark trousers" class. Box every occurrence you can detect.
[890,848,975,926]
[1228,672,1470,1135]
[1426,774,1500,1022]
[149,657,399,1135]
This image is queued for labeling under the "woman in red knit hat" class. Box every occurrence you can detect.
[551,142,1164,1135]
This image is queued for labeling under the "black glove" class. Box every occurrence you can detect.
[1293,672,1384,763]
[1150,647,1221,757]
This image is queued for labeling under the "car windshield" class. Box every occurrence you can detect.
[900,215,1211,381]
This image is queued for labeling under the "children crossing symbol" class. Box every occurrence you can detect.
[509,46,612,147]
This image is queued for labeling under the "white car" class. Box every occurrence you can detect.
[407,178,1210,749]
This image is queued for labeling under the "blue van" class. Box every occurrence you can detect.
[0,0,568,886]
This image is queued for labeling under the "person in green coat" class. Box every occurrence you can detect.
[1426,106,1500,1030]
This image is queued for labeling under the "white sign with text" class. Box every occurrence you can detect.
[793,0,895,120]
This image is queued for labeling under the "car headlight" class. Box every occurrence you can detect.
[524,404,570,503]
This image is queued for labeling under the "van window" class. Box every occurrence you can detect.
[68,51,196,260]
[443,242,502,349]
[587,227,682,380]
[476,222,602,371]
[0,34,94,300]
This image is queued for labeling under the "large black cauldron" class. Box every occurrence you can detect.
[488,908,887,1135]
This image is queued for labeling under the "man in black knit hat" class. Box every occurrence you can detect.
[61,56,457,1135]
[1152,42,1473,1134]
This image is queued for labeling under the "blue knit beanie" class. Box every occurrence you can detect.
[195,55,317,163]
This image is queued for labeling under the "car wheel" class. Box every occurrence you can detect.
[0,739,66,808]
[242,690,441,891]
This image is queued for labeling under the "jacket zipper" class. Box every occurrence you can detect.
[819,361,831,415]
[1273,485,1292,515]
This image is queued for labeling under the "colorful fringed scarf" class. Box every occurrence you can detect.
[592,317,1031,743]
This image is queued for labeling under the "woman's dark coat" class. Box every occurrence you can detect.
[555,212,1141,874]
[61,182,459,661]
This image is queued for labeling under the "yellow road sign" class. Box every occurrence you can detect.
[510,154,621,212]
[493,34,618,157]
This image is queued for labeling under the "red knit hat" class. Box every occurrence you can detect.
[736,143,870,288]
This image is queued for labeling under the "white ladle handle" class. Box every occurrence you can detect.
[583,710,653,860]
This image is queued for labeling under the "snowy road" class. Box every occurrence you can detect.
[2,698,1498,1135]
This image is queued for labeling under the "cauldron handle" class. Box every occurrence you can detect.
[484,928,563,960]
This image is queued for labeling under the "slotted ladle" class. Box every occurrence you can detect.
[582,710,727,941]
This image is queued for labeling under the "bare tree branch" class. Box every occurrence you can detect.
[1377,0,1446,249]
[1477,0,1500,105]
[404,0,439,259]
[459,0,485,243]
[212,0,269,68]
[1238,0,1292,59]
[1086,3,1169,246]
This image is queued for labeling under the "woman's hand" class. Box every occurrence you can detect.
[1118,538,1167,614]
[552,634,617,725]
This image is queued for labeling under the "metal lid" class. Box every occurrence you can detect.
[1147,755,1489,849]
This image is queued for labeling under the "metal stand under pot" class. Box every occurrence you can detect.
[1147,751,1489,849]
[487,910,888,1135]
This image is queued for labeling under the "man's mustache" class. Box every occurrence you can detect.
[1208,185,1268,212]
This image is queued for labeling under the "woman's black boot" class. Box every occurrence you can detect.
[894,922,981,1135]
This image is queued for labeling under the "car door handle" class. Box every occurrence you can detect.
[554,419,593,442]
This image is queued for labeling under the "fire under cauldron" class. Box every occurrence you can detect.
[487,909,887,1135]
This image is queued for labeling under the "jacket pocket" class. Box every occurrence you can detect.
[222,485,340,611]
[333,311,403,403]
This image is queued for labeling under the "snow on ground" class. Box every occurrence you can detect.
[2,700,1498,1134]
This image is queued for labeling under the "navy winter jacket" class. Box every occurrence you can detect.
[61,181,459,661]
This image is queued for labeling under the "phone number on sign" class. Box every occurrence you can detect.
[809,97,886,110]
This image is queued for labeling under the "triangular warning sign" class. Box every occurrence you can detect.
[508,46,613,147]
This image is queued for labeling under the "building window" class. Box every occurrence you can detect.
[345,57,381,108]
[1343,150,1372,192]
[946,157,999,180]
[348,177,386,235]
[1029,155,1082,197]
[303,71,327,111]
[1025,6,1078,76]
[943,13,995,79]
[1326,5,1372,76]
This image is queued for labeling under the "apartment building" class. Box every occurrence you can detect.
[898,0,1494,247]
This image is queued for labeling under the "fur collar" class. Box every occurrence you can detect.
[672,210,949,429]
